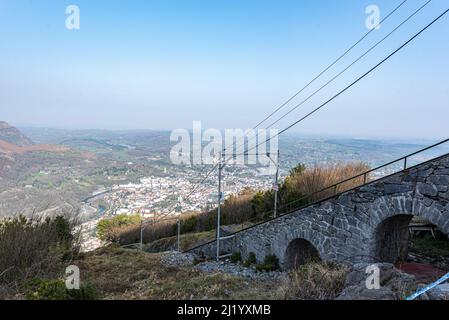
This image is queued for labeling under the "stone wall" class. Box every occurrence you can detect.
[190,154,449,270]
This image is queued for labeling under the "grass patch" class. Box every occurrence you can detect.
[0,215,80,299]
[411,235,449,257]
[256,255,280,272]
[229,252,242,264]
[144,230,215,252]
[276,262,349,300]
[74,246,278,300]
[243,252,257,267]
[25,279,99,300]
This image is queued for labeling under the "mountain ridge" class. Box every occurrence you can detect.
[0,121,34,147]
[0,121,69,154]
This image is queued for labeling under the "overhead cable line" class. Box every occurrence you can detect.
[230,0,411,155]
[246,7,449,154]
[264,0,432,129]
[170,0,414,214]
[245,0,409,132]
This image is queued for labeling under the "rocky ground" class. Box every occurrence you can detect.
[407,248,449,271]
[160,251,449,300]
[337,263,416,300]
[195,260,286,281]
[336,262,449,300]
[160,251,286,281]
[75,246,281,300]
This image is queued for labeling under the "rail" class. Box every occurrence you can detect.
[187,138,449,253]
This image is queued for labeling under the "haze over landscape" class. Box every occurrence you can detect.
[1,0,448,138]
[0,0,448,303]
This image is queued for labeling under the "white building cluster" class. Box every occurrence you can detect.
[101,167,274,219]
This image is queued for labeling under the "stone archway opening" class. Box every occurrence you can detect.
[408,218,449,271]
[375,215,413,263]
[284,238,321,270]
[375,215,449,282]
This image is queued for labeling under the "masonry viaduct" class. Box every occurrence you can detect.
[190,153,449,270]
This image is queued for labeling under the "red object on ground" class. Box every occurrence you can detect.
[396,262,447,283]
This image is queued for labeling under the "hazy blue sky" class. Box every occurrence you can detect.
[0,0,448,139]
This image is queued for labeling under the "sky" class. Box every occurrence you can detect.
[0,0,448,139]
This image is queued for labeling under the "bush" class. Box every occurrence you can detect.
[25,279,67,300]
[97,214,142,242]
[68,283,99,300]
[25,279,99,300]
[280,162,369,209]
[230,252,242,263]
[277,262,349,300]
[243,252,257,267]
[0,214,80,296]
[256,254,280,272]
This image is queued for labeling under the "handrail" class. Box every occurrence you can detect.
[242,138,449,221]
[187,138,449,253]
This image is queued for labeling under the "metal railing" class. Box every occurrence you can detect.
[120,138,449,254]
[187,137,449,253]
[239,138,449,229]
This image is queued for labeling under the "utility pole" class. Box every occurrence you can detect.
[216,149,225,261]
[274,149,280,217]
[140,220,144,251]
[177,219,181,252]
[268,150,280,218]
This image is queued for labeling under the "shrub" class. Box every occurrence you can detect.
[243,252,257,267]
[281,162,369,208]
[68,283,99,300]
[256,254,280,272]
[230,252,242,263]
[97,214,142,242]
[25,279,67,300]
[0,214,80,296]
[277,262,349,300]
[25,279,99,300]
[251,191,275,220]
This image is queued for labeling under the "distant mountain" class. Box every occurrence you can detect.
[0,121,34,147]
[0,121,69,155]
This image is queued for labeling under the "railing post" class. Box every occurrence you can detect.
[216,149,224,261]
[274,150,280,218]
[363,173,367,184]
[404,157,408,170]
[140,223,143,251]
[177,219,181,252]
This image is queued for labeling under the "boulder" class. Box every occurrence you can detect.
[336,263,417,300]
[428,283,449,300]
[160,251,197,268]
[337,285,396,300]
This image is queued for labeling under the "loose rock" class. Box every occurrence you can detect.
[160,251,197,268]
[337,263,417,300]
[195,259,286,281]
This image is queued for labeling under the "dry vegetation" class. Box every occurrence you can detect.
[73,248,349,300]
[144,230,215,252]
[104,162,370,248]
[0,216,350,300]
[276,262,350,300]
[0,214,81,298]
[281,161,370,206]
[75,246,279,300]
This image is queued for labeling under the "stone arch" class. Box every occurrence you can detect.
[284,238,321,270]
[367,189,449,261]
[374,214,413,263]
[373,201,449,264]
